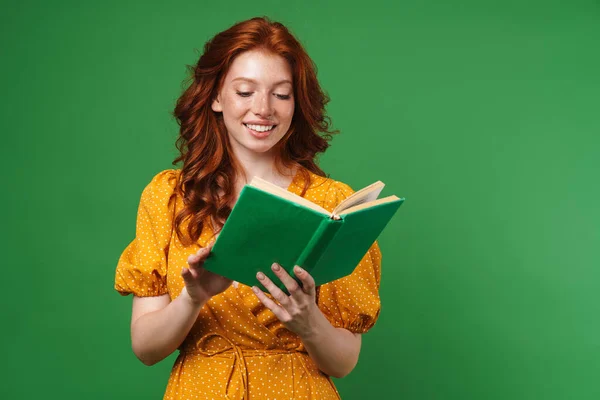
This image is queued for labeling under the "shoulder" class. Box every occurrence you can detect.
[328,179,354,199]
[139,168,182,208]
[143,168,181,193]
[302,169,355,210]
[306,170,354,195]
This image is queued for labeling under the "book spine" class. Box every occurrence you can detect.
[294,217,342,271]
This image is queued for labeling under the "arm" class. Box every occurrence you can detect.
[131,245,231,366]
[131,288,204,366]
[296,307,362,378]
[252,264,362,378]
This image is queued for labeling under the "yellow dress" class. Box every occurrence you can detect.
[114,167,382,400]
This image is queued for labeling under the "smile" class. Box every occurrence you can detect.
[244,123,275,132]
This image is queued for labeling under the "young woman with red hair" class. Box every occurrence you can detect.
[115,16,382,400]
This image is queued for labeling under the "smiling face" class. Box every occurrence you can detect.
[211,49,295,160]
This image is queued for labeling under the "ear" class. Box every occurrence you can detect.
[211,95,223,112]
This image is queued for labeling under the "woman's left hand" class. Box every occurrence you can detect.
[252,263,321,339]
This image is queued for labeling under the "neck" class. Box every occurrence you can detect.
[232,148,295,189]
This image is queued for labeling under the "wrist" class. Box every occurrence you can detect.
[180,286,208,308]
[298,307,331,342]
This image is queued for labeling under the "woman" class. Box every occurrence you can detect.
[115,16,382,400]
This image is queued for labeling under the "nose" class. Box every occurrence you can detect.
[251,91,273,117]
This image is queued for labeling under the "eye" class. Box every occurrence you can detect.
[236,91,252,97]
[275,94,292,100]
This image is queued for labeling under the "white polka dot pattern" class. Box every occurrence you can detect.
[114,168,383,399]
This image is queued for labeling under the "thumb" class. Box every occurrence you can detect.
[181,266,201,284]
[208,238,217,249]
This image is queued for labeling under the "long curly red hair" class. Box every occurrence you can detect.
[171,16,338,247]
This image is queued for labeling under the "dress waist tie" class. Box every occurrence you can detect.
[188,333,316,400]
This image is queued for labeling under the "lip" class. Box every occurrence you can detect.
[244,123,274,139]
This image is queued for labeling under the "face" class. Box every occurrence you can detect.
[211,49,295,158]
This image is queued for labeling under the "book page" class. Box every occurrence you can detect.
[338,195,401,215]
[332,181,385,215]
[250,176,330,216]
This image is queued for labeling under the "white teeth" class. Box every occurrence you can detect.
[245,124,274,132]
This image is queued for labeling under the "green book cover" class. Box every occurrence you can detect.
[202,178,405,291]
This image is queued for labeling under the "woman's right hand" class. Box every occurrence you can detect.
[181,242,232,305]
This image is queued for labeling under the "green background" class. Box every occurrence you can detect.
[2,0,599,398]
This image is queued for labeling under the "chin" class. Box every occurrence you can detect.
[248,143,277,153]
[241,136,282,154]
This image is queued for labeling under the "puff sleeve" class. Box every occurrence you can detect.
[317,182,383,333]
[114,169,178,297]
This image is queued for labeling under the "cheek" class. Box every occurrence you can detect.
[224,97,249,117]
[280,102,295,122]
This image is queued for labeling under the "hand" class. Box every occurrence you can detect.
[181,242,232,305]
[252,263,321,339]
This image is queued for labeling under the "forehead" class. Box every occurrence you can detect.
[225,49,292,86]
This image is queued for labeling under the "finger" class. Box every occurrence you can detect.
[251,286,290,322]
[270,263,302,297]
[181,266,198,282]
[256,271,290,306]
[293,266,316,297]
[187,247,211,266]
[187,251,201,264]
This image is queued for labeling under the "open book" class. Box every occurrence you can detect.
[202,177,405,291]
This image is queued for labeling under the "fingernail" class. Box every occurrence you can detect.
[294,265,304,274]
[257,272,265,280]
[272,263,280,271]
[252,286,260,294]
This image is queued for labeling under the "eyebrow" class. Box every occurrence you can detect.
[231,77,293,86]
